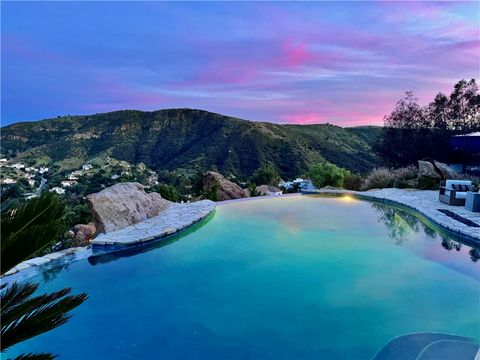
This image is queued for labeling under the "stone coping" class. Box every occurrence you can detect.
[91,200,215,247]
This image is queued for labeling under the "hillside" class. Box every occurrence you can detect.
[1,109,381,179]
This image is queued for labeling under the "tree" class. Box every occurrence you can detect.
[375,79,480,167]
[151,184,181,202]
[252,165,280,186]
[309,163,349,188]
[1,193,87,359]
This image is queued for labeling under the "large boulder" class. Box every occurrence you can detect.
[87,182,171,233]
[418,160,459,180]
[202,171,247,201]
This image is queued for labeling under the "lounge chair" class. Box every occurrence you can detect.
[439,179,473,206]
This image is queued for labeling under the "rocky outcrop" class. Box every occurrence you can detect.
[418,160,459,180]
[73,222,97,245]
[87,182,171,233]
[202,171,248,201]
[256,185,282,195]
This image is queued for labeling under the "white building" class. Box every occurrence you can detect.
[11,163,25,170]
[50,187,65,195]
[1,178,17,184]
[0,158,8,164]
[38,167,49,174]
[61,180,77,187]
[82,164,93,171]
[28,179,35,187]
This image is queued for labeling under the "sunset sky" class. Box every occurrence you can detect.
[2,1,479,126]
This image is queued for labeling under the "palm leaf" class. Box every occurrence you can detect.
[1,282,87,351]
[12,352,56,359]
[1,192,67,274]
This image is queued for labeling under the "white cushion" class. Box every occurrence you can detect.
[455,192,467,199]
[445,179,472,190]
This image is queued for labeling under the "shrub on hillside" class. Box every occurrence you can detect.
[252,165,280,186]
[309,163,350,188]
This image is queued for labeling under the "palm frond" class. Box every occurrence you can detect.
[1,192,67,275]
[0,282,38,314]
[1,282,87,352]
[12,352,56,360]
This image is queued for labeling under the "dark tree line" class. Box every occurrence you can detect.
[375,79,480,167]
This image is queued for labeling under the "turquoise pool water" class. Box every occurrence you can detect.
[8,195,480,359]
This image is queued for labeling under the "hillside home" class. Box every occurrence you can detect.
[11,163,25,169]
[1,178,17,184]
[61,180,77,187]
[50,187,66,195]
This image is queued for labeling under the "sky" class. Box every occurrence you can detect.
[1,1,479,127]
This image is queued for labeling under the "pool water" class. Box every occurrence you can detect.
[7,196,480,359]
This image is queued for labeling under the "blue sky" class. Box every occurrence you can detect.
[2,1,479,126]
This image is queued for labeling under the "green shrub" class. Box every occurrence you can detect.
[309,163,349,188]
[151,184,181,202]
[252,165,280,186]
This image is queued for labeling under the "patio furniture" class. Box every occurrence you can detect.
[439,180,473,206]
[465,191,480,212]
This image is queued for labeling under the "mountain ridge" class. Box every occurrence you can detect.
[1,108,381,179]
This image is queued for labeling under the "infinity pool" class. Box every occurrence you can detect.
[8,195,480,359]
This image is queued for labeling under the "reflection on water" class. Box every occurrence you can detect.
[371,202,480,263]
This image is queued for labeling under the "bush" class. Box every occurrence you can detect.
[343,173,363,191]
[309,163,349,188]
[252,165,280,186]
[151,184,181,202]
[362,165,421,190]
[362,168,395,190]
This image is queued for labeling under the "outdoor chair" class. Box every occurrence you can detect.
[438,180,473,206]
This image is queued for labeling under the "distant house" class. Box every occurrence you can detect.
[450,132,480,175]
[280,178,316,192]
[50,187,65,195]
[28,179,35,187]
[38,167,49,174]
[61,180,77,187]
[82,164,93,171]
[1,178,17,184]
[0,158,8,164]
[25,167,36,172]
[256,185,283,196]
[11,163,25,170]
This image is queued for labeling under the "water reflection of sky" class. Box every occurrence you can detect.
[222,195,480,281]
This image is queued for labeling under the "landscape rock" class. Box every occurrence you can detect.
[87,182,171,233]
[418,160,459,180]
[73,222,97,244]
[202,171,247,201]
[256,185,282,195]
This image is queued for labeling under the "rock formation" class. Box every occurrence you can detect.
[418,160,459,180]
[87,182,171,233]
[202,171,248,201]
[73,222,97,245]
